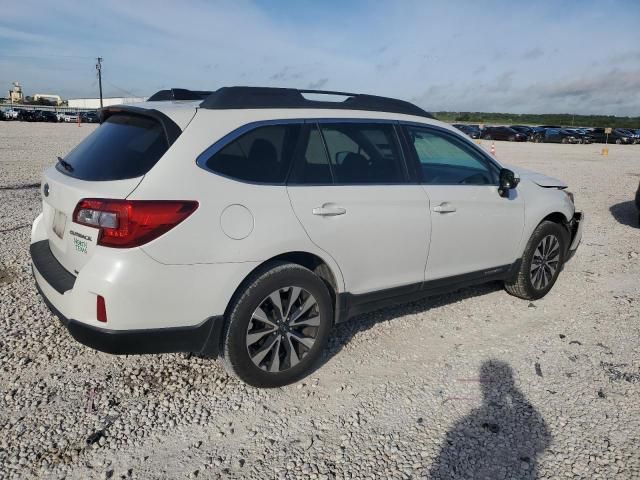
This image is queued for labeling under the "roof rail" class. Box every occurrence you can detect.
[199,86,433,118]
[147,88,213,102]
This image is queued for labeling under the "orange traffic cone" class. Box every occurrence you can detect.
[490,142,496,155]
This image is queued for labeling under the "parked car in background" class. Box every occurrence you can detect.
[3,108,20,120]
[509,125,547,142]
[30,86,583,387]
[79,112,99,123]
[452,124,481,139]
[618,129,639,144]
[481,126,528,142]
[18,110,38,122]
[588,128,635,144]
[543,128,583,144]
[34,110,58,123]
[61,112,79,123]
[569,129,594,143]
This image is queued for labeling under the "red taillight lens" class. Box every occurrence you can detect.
[73,199,198,248]
[97,295,107,323]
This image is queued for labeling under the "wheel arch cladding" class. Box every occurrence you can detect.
[223,251,340,321]
[540,212,572,245]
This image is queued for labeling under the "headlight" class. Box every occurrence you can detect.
[563,190,574,204]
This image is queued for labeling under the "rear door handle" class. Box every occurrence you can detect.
[312,206,346,216]
[433,203,456,213]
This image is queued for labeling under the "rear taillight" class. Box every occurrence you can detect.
[73,199,198,248]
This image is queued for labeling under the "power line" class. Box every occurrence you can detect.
[0,53,95,60]
[104,81,140,97]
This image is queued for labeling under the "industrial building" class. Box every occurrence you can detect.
[67,96,147,109]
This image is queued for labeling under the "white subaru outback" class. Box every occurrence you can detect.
[31,87,583,387]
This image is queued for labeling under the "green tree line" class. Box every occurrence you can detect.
[434,112,640,129]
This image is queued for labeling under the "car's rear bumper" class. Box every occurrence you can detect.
[33,275,223,355]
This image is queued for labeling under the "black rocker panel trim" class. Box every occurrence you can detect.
[336,262,519,322]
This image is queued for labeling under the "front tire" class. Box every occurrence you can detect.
[222,262,333,387]
[504,221,568,300]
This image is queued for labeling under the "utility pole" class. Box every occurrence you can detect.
[96,57,103,109]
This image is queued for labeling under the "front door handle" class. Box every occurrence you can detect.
[312,205,346,216]
[433,203,457,213]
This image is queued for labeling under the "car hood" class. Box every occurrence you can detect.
[506,166,568,188]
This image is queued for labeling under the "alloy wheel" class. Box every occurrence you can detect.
[246,287,320,372]
[530,235,561,290]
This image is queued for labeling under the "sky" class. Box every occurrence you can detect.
[1,0,639,116]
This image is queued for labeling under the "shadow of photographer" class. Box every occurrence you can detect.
[429,359,551,479]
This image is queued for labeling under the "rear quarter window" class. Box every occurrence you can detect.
[58,114,168,181]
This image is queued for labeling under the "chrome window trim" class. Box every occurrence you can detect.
[195,117,417,186]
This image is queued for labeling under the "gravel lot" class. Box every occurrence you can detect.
[1,121,639,479]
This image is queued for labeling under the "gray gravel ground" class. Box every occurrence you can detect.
[1,121,639,479]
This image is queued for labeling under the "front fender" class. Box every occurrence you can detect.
[518,180,575,256]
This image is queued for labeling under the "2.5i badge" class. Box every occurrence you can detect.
[69,230,93,254]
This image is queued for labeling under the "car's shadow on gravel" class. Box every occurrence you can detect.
[428,359,551,479]
[318,282,503,372]
[609,201,638,228]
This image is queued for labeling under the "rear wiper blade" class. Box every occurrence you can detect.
[57,156,74,172]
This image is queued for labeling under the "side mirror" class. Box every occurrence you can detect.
[498,168,520,197]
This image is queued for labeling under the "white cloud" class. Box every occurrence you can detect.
[1,0,639,115]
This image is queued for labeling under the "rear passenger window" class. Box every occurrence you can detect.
[319,123,405,184]
[203,124,301,183]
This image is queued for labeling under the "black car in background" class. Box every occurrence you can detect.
[543,128,584,144]
[17,110,37,122]
[588,128,635,144]
[481,126,528,141]
[563,128,593,144]
[79,111,99,123]
[509,125,534,140]
[452,124,481,139]
[34,110,58,122]
[509,125,547,142]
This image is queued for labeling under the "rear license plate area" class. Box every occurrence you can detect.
[52,210,67,239]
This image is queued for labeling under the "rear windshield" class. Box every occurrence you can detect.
[58,114,168,181]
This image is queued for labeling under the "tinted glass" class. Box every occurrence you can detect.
[59,114,168,181]
[289,125,332,184]
[406,126,497,185]
[204,124,300,183]
[320,123,405,184]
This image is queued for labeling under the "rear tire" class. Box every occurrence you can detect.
[504,221,568,300]
[222,262,333,387]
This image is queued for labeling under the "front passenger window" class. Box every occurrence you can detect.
[406,127,498,185]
